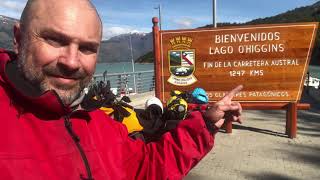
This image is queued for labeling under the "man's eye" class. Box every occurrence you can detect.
[79,46,97,55]
[45,37,67,47]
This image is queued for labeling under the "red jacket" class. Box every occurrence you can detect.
[0,49,215,180]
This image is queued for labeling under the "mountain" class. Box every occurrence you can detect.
[0,15,153,63]
[0,15,18,50]
[135,51,154,63]
[246,1,320,66]
[97,32,153,63]
[1,1,319,64]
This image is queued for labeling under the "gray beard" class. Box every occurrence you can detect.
[16,46,92,106]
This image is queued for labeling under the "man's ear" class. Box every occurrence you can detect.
[13,22,21,54]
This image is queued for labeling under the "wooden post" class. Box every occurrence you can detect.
[225,121,233,134]
[152,17,161,99]
[221,102,308,137]
[285,107,291,135]
[287,102,298,138]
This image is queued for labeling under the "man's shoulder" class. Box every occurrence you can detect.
[0,48,8,53]
[0,82,11,108]
[88,108,109,119]
[88,108,130,135]
[0,49,14,87]
[89,108,124,126]
[0,49,15,60]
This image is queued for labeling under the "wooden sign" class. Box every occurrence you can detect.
[156,22,318,103]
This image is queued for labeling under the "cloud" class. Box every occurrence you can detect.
[102,24,150,40]
[103,26,132,39]
[102,10,147,20]
[219,15,252,23]
[0,0,26,19]
[173,17,195,29]
[0,0,26,12]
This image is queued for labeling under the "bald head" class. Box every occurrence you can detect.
[20,0,102,38]
[13,0,103,105]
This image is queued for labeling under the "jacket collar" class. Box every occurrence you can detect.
[0,49,74,117]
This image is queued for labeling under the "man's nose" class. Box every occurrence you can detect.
[58,44,81,72]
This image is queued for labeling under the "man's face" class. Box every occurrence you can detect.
[16,1,102,105]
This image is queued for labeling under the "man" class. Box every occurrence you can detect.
[0,0,242,179]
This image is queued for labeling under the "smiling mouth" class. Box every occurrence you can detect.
[50,75,78,84]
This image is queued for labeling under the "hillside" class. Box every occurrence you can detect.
[0,15,153,63]
[0,15,18,50]
[135,51,154,63]
[1,1,319,64]
[247,1,320,65]
[97,33,153,63]
[138,1,320,64]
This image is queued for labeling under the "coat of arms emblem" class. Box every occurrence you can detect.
[167,36,197,86]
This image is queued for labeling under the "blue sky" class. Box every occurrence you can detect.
[0,0,318,39]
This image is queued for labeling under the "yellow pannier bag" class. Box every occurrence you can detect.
[100,106,143,133]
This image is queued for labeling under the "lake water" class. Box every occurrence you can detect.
[95,62,154,74]
[94,62,154,94]
[308,65,320,78]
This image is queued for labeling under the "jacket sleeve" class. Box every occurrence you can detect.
[121,111,215,180]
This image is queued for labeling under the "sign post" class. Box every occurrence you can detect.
[153,19,318,138]
[152,17,161,98]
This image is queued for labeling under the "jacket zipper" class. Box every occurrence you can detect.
[64,116,94,180]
